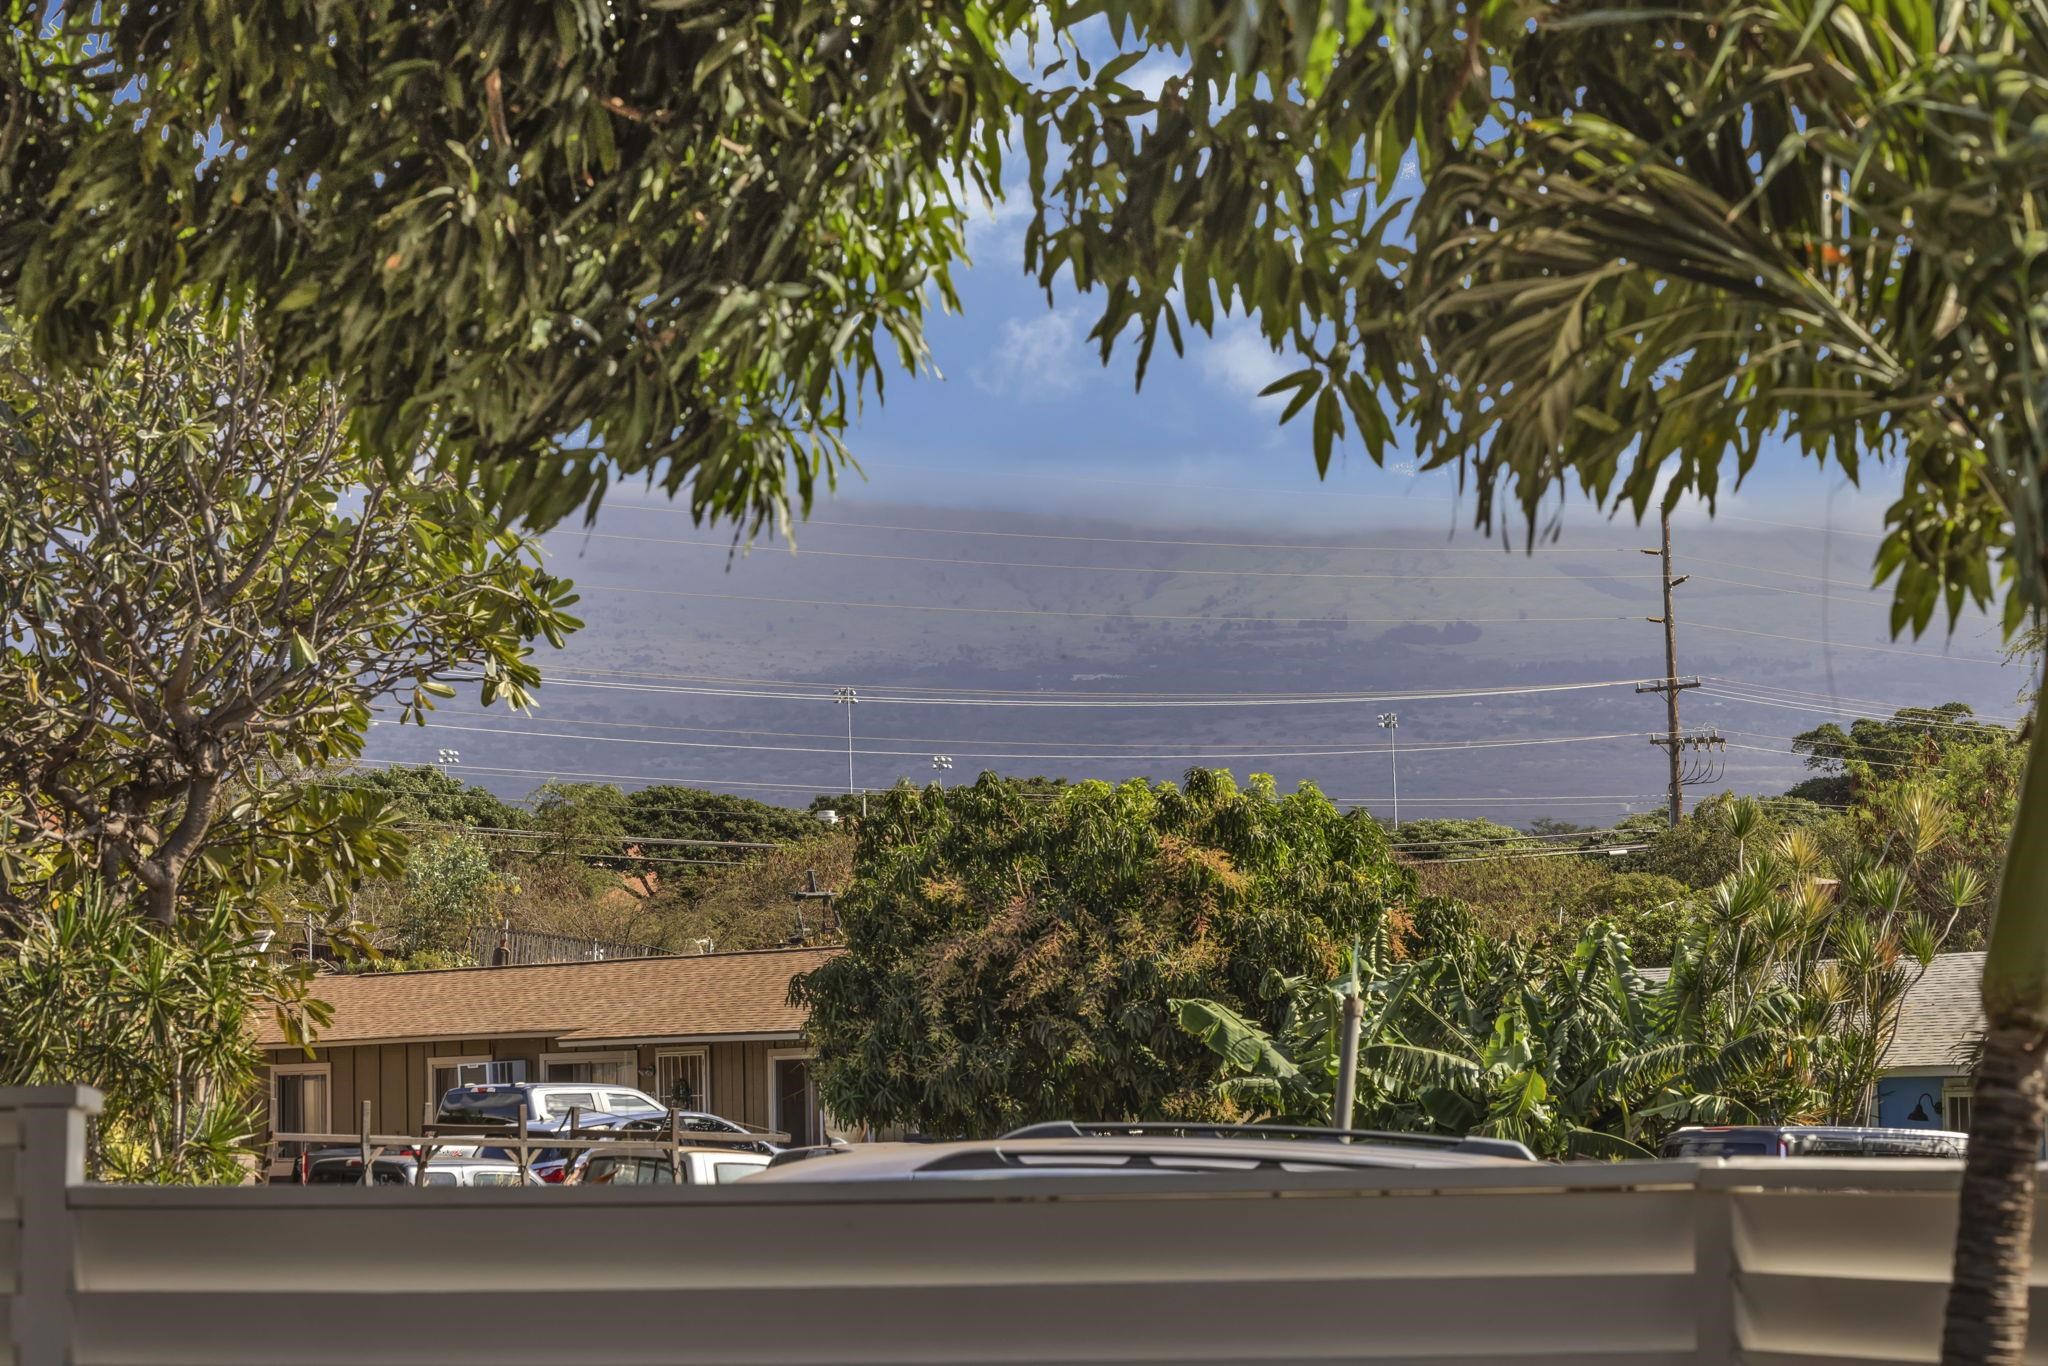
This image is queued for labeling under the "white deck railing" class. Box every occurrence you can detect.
[0,1085,2031,1365]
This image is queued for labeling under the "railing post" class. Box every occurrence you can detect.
[1694,1167,1737,1365]
[1,1085,104,1366]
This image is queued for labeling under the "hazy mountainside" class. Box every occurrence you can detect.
[362,494,2022,826]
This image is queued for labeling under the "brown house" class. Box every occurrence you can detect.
[255,946,841,1157]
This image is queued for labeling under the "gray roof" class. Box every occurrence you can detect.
[1885,951,1984,1071]
[1631,951,1981,1071]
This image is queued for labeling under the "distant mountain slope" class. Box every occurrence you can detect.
[365,497,2020,825]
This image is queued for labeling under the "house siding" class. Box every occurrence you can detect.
[262,1034,792,1144]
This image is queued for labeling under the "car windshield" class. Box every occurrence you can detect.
[437,1090,528,1125]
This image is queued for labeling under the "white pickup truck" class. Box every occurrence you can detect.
[565,1143,771,1186]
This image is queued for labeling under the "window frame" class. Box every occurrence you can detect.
[268,1062,332,1140]
[427,1053,495,1105]
[654,1046,713,1113]
[1942,1078,1974,1132]
[538,1049,638,1088]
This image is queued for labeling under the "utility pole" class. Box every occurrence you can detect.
[1638,510,1703,826]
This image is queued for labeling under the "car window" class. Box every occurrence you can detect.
[470,1171,522,1186]
[421,1171,457,1186]
[605,1091,652,1112]
[544,1092,597,1118]
[437,1090,528,1125]
[685,1115,740,1133]
[583,1155,625,1185]
[713,1161,763,1184]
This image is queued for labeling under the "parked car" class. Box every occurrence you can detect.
[436,1082,769,1146]
[436,1082,669,1126]
[565,1143,773,1186]
[304,1151,528,1186]
[745,1121,1536,1183]
[1658,1125,1968,1159]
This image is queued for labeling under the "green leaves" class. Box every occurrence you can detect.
[0,307,577,924]
[794,770,1406,1137]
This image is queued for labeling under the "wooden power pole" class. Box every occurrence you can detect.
[1637,510,1706,826]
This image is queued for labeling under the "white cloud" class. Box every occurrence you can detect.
[973,310,1087,398]
[1197,326,1294,401]
[1125,56,1187,100]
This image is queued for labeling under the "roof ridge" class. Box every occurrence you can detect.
[323,943,839,979]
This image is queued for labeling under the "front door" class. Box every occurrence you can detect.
[773,1057,818,1146]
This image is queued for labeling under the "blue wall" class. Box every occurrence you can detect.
[1876,1074,1958,1129]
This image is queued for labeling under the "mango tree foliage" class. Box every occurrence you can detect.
[1,0,1591,530]
[792,770,1405,1137]
[1,0,1037,532]
[0,311,581,923]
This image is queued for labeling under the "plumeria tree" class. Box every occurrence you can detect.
[0,310,581,925]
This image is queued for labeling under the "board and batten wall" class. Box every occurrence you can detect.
[261,1037,794,1137]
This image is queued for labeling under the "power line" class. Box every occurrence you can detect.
[1685,621,2006,664]
[351,757,1669,811]
[529,662,1643,702]
[1699,677,2023,726]
[573,582,1641,628]
[496,669,1664,709]
[557,530,1668,584]
[376,717,1647,763]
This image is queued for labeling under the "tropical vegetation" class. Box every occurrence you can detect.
[1181,799,1980,1158]
[793,771,1404,1137]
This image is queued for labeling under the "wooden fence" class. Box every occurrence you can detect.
[4,1085,2045,1365]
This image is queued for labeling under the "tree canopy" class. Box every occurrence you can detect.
[0,310,579,923]
[793,770,1406,1137]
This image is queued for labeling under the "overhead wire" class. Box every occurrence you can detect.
[575,582,1643,627]
[377,716,1649,763]
[557,530,1669,583]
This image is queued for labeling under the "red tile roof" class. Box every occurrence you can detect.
[255,947,840,1047]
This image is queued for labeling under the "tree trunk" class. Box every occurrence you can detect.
[1945,686,2048,1365]
[1942,1015,2048,1364]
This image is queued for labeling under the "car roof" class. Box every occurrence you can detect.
[581,1143,770,1160]
[1667,1124,1970,1141]
[746,1135,1531,1183]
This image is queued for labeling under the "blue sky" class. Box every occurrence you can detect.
[826,205,1889,542]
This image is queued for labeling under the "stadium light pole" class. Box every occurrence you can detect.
[835,687,860,815]
[1376,712,1400,830]
[931,754,954,789]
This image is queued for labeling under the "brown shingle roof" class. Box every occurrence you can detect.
[255,947,840,1047]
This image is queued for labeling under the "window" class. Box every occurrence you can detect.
[655,1048,711,1113]
[540,1051,636,1087]
[713,1161,763,1185]
[604,1090,659,1115]
[270,1064,330,1139]
[429,1055,523,1102]
[470,1171,522,1187]
[1944,1080,1974,1132]
[422,1171,458,1186]
[541,1091,598,1119]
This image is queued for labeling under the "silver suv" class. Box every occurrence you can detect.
[746,1121,1535,1183]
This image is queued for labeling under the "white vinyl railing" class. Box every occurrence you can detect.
[0,1085,2036,1365]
